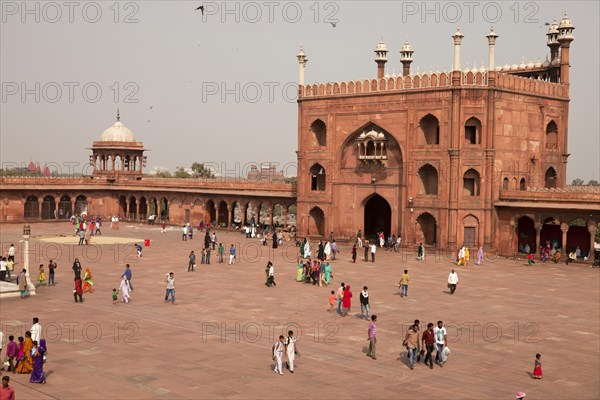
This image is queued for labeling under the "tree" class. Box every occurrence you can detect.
[587,180,599,186]
[571,178,584,186]
[155,170,172,178]
[174,167,191,178]
[191,162,215,179]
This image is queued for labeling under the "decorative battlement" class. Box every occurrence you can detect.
[299,70,568,99]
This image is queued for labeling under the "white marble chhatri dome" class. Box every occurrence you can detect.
[100,110,135,142]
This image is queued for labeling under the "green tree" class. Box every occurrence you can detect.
[191,162,215,178]
[155,170,172,178]
[587,180,599,186]
[174,167,192,178]
[571,178,584,186]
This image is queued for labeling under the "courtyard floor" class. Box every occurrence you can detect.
[0,222,598,399]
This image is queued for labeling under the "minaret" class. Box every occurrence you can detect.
[486,27,498,70]
[399,38,414,76]
[116,108,120,121]
[452,26,464,71]
[557,10,575,85]
[546,18,560,62]
[374,38,388,79]
[297,44,308,86]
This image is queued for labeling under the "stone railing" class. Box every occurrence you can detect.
[299,70,567,99]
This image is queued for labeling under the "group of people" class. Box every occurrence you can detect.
[296,258,333,286]
[456,246,484,266]
[299,238,339,261]
[0,317,47,385]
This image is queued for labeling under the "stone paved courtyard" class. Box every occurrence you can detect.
[0,223,598,399]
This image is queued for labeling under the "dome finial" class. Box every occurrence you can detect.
[116,108,120,122]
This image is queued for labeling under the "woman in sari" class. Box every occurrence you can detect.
[30,339,46,384]
[477,247,484,265]
[324,242,331,260]
[303,240,311,259]
[119,276,130,303]
[14,336,24,371]
[82,268,94,293]
[16,332,33,374]
[296,258,304,282]
[324,262,332,285]
[17,269,29,298]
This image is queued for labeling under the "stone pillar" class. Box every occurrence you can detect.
[283,208,288,228]
[227,205,232,227]
[483,149,495,247]
[125,199,131,220]
[560,223,569,259]
[448,149,460,247]
[588,222,597,260]
[535,221,542,251]
[269,205,274,227]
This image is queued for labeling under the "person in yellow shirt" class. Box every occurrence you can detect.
[465,247,470,266]
[398,269,409,297]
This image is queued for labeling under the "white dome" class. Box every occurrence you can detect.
[100,118,135,142]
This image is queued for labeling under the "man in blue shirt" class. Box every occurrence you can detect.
[122,264,133,290]
[229,244,236,265]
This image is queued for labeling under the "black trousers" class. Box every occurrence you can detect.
[74,292,83,302]
[424,344,434,366]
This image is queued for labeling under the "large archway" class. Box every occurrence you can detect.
[364,194,391,239]
[567,218,591,255]
[58,195,72,219]
[129,196,137,220]
[75,195,88,215]
[41,195,56,220]
[24,196,39,219]
[308,207,325,237]
[217,200,228,227]
[139,197,148,220]
[545,167,557,188]
[159,197,169,221]
[540,217,561,249]
[205,200,216,225]
[118,195,127,217]
[416,212,437,246]
[517,216,536,253]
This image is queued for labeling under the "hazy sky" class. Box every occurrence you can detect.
[1,1,598,181]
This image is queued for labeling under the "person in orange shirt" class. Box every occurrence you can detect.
[328,290,336,312]
[82,268,94,293]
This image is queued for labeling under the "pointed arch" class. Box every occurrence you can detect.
[545,120,558,149]
[24,195,39,218]
[308,206,325,237]
[419,114,440,145]
[309,163,326,191]
[464,117,482,145]
[416,212,437,246]
[463,169,481,196]
[418,164,439,195]
[544,167,557,188]
[310,119,326,147]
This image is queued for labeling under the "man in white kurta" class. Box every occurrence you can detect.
[273,336,285,375]
[285,331,298,373]
[303,241,311,259]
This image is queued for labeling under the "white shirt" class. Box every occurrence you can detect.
[8,246,15,256]
[371,244,376,253]
[31,323,42,342]
[0,331,3,349]
[273,341,284,356]
[268,266,274,277]
[285,336,296,353]
[448,272,459,284]
[166,276,175,289]
[0,260,6,271]
[434,326,447,345]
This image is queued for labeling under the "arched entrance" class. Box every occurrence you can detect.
[364,194,391,239]
[206,200,216,225]
[58,195,71,219]
[567,218,591,255]
[75,195,88,215]
[517,216,535,253]
[118,195,127,217]
[540,217,561,249]
[545,167,557,188]
[129,196,137,220]
[217,201,228,227]
[160,197,169,221]
[231,202,243,227]
[462,214,479,248]
[41,195,56,220]
[24,196,39,219]
[148,198,158,218]
[416,213,437,246]
[308,207,325,237]
[139,197,148,220]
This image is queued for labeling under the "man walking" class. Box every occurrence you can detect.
[434,320,447,367]
[123,264,133,291]
[357,229,363,247]
[31,317,42,343]
[398,269,409,297]
[285,330,298,373]
[229,244,236,264]
[218,243,224,263]
[211,232,217,250]
[181,225,188,241]
[359,286,370,320]
[403,323,419,370]
[331,240,338,261]
[448,269,459,294]
[336,282,345,314]
[422,322,436,369]
[272,335,285,375]
[72,258,82,280]
[7,244,15,263]
[165,272,176,304]
[366,315,377,360]
[370,242,377,262]
[188,251,196,272]
[48,259,57,286]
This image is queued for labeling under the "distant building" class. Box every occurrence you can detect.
[247,164,285,182]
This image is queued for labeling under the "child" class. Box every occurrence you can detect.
[38,264,46,287]
[532,353,542,379]
[112,289,118,304]
[328,290,336,312]
[136,243,143,258]
[527,252,535,265]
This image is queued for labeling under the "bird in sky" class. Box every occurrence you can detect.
[196,5,204,15]
[149,106,153,109]
[330,22,337,28]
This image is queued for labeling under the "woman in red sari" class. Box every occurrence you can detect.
[16,332,33,374]
[341,285,352,317]
[532,353,542,379]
